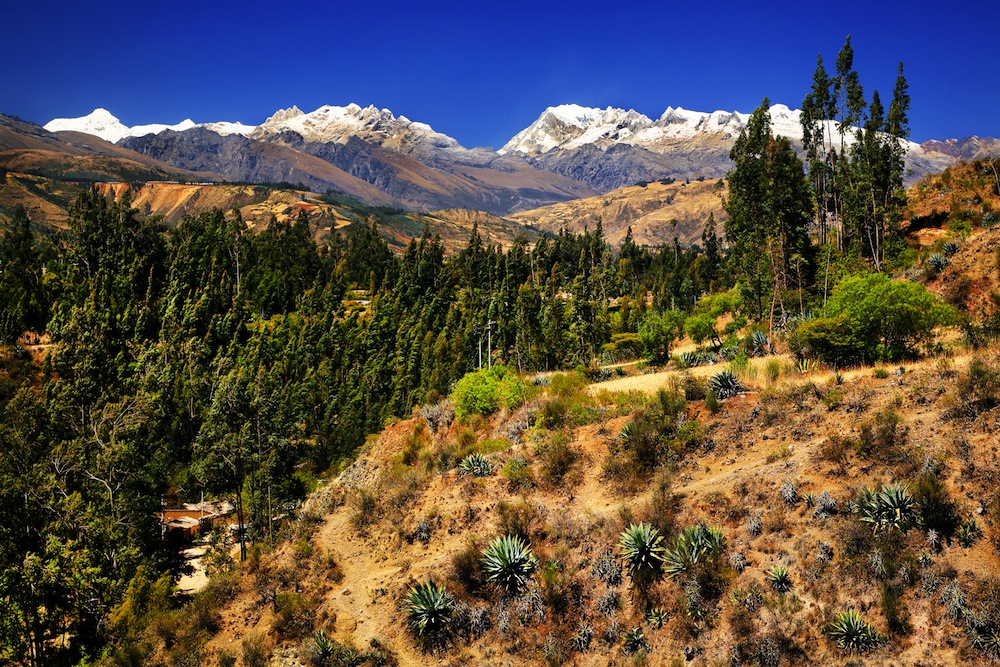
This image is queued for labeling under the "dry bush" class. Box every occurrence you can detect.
[497,500,540,543]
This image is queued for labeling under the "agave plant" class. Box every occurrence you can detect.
[663,523,726,578]
[571,621,594,652]
[816,542,833,564]
[828,609,883,653]
[942,241,960,256]
[707,369,744,400]
[860,483,917,534]
[619,522,666,589]
[780,481,798,506]
[646,607,668,628]
[621,627,650,655]
[591,548,623,586]
[311,629,337,664]
[941,580,968,621]
[928,253,949,272]
[749,330,770,356]
[481,535,538,595]
[679,351,701,368]
[968,613,1000,659]
[458,452,494,477]
[957,518,982,547]
[405,580,454,641]
[766,565,793,593]
[747,512,762,537]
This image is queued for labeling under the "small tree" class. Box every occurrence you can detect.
[638,311,685,362]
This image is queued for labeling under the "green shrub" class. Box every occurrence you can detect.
[497,500,538,541]
[451,365,524,420]
[790,273,954,364]
[540,432,578,485]
[639,311,685,362]
[501,457,535,493]
[272,591,315,638]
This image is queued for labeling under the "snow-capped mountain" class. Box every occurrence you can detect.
[252,103,460,154]
[501,103,922,156]
[43,109,255,143]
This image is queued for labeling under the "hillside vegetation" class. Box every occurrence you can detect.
[5,38,1000,667]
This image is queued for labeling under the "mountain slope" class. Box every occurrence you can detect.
[118,128,404,208]
[511,177,726,248]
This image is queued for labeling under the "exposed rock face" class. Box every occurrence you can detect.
[120,129,402,207]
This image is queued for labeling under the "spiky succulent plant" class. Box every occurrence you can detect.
[458,452,494,477]
[942,241,959,256]
[766,565,793,593]
[619,522,666,589]
[707,369,744,399]
[405,580,454,641]
[663,523,725,578]
[481,535,538,595]
[621,627,650,655]
[860,483,917,534]
[957,518,981,548]
[828,609,883,653]
[928,253,949,272]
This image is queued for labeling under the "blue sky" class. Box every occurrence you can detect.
[5,0,998,148]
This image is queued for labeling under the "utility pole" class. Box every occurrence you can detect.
[487,320,495,369]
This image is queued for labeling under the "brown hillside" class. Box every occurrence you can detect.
[168,352,1000,667]
[511,178,727,248]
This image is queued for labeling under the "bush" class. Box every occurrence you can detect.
[451,365,524,420]
[540,431,578,486]
[790,273,954,364]
[272,591,315,638]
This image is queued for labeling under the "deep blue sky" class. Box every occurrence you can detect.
[5,1,998,148]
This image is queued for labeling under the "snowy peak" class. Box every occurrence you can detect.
[253,103,460,151]
[44,108,131,143]
[502,102,922,156]
[43,109,257,143]
[500,105,654,155]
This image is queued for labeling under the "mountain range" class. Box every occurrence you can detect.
[1,101,997,238]
[40,102,1000,211]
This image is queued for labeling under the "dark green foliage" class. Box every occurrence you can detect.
[725,98,815,322]
[621,627,650,655]
[663,523,726,579]
[766,565,793,593]
[605,388,690,487]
